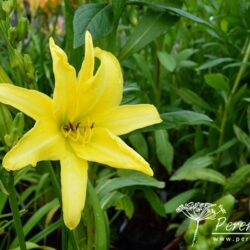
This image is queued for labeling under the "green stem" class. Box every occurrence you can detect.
[87,180,108,250]
[8,172,27,250]
[86,205,94,250]
[68,230,78,250]
[155,39,161,108]
[231,38,250,96]
[61,223,68,250]
[216,38,250,165]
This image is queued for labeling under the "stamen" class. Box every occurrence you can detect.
[69,122,74,131]
[61,120,94,143]
[76,122,80,130]
[61,125,71,137]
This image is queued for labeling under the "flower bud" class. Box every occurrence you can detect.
[9,49,23,69]
[23,54,35,82]
[8,26,18,45]
[0,4,6,20]
[4,112,24,148]
[128,8,138,26]
[0,104,13,144]
[0,66,12,83]
[17,17,28,41]
[1,0,14,15]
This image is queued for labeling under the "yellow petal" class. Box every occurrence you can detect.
[0,83,53,120]
[78,31,94,84]
[72,128,153,176]
[3,118,65,171]
[49,38,77,123]
[61,152,88,230]
[96,104,162,135]
[76,46,123,120]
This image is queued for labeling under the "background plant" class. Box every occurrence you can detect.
[0,0,249,249]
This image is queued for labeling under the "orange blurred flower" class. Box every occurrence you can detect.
[25,0,60,14]
[39,0,60,13]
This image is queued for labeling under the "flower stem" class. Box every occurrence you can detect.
[68,230,78,250]
[87,180,108,250]
[86,204,94,250]
[216,37,250,166]
[192,220,200,247]
[8,172,27,250]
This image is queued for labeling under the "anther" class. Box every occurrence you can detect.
[69,122,74,131]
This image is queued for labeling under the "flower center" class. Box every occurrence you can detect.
[61,120,94,143]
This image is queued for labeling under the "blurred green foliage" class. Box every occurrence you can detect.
[0,0,250,249]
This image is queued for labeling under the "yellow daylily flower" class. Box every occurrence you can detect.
[0,32,162,230]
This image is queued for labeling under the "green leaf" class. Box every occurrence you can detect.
[224,165,250,193]
[248,106,250,133]
[10,199,59,248]
[211,138,237,155]
[196,58,233,70]
[119,9,179,60]
[96,171,165,196]
[0,192,7,214]
[204,73,229,92]
[170,155,214,181]
[129,132,148,159]
[112,0,126,24]
[177,88,214,111]
[11,242,56,250]
[73,3,113,48]
[233,125,250,151]
[158,5,211,26]
[29,220,61,244]
[100,191,125,210]
[184,168,226,185]
[157,51,176,72]
[0,180,8,195]
[176,48,197,63]
[114,194,134,219]
[133,54,154,85]
[244,98,250,103]
[143,188,166,217]
[177,60,197,68]
[231,84,248,106]
[63,0,83,69]
[222,62,250,70]
[130,1,212,27]
[87,181,108,250]
[203,194,235,232]
[154,129,174,173]
[161,111,212,128]
[164,189,199,214]
[19,186,36,204]
[138,110,213,132]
